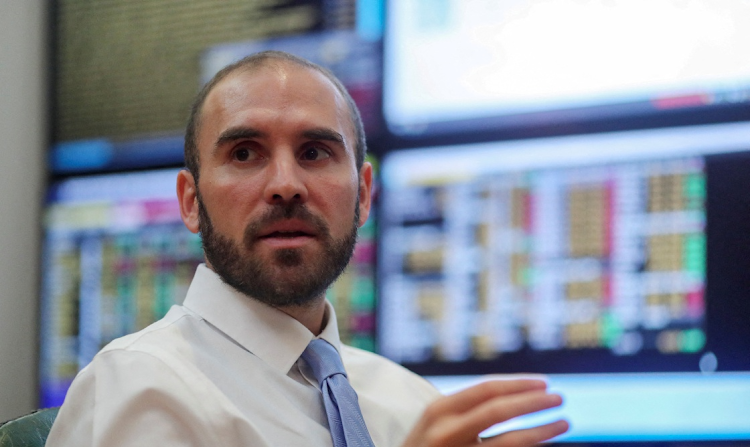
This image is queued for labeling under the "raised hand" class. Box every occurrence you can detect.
[401,378,569,447]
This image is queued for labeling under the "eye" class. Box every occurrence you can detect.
[232,147,257,162]
[301,146,331,162]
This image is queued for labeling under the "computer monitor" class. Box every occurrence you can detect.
[377,121,750,441]
[383,0,750,137]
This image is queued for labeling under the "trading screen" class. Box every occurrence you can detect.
[380,157,706,364]
[378,121,750,442]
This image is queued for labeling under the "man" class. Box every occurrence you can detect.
[47,51,568,446]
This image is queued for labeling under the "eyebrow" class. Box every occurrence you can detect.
[302,128,345,146]
[215,127,265,149]
[213,126,346,154]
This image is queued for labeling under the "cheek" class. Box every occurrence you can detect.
[317,178,360,226]
[202,180,261,233]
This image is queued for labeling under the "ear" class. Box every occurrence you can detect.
[357,161,373,227]
[177,169,200,234]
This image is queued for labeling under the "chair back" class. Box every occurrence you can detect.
[0,407,60,447]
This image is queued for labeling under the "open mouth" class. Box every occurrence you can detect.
[254,220,319,249]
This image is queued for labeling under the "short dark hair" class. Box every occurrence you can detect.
[184,51,367,183]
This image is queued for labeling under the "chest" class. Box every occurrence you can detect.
[188,347,415,447]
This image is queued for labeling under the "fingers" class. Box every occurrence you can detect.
[481,420,570,447]
[457,389,563,437]
[404,380,567,447]
[429,379,548,416]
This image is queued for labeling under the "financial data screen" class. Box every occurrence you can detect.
[378,121,750,375]
[380,158,706,363]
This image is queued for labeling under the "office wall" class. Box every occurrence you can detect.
[0,0,48,421]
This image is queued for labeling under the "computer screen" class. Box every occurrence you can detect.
[383,0,750,137]
[377,121,750,441]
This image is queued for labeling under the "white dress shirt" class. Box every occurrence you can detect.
[47,264,441,447]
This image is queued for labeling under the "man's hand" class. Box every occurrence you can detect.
[401,379,569,447]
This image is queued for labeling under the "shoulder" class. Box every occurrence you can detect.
[341,344,442,402]
[80,305,230,399]
[48,307,233,446]
[99,306,195,357]
[71,305,212,403]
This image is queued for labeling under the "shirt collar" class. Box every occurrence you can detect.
[182,264,342,374]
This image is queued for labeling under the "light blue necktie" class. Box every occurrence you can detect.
[302,339,376,447]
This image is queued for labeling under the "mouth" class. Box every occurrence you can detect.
[260,230,314,239]
[255,220,318,248]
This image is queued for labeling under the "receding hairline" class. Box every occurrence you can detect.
[193,58,356,152]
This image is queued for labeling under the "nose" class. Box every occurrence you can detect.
[263,154,308,205]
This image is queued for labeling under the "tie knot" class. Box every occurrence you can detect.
[302,339,347,386]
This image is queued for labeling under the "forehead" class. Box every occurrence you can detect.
[199,62,352,140]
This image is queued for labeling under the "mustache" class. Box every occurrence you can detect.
[243,203,330,245]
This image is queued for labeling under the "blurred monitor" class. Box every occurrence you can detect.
[383,0,750,137]
[377,121,750,442]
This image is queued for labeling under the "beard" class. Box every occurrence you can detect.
[197,191,359,308]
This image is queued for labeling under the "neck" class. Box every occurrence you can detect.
[203,261,329,335]
[276,297,328,335]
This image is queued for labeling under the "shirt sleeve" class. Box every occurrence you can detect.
[46,349,224,447]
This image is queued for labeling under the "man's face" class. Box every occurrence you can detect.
[177,62,372,308]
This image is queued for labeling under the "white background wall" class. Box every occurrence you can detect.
[0,0,48,421]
